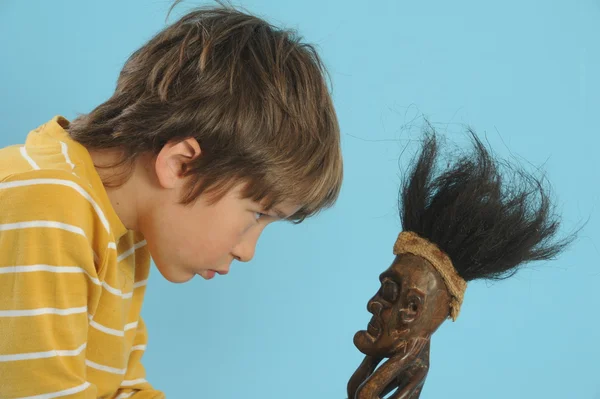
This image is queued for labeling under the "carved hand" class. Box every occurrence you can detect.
[350,338,430,399]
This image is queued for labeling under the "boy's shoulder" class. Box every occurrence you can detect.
[0,143,36,182]
[0,166,121,268]
[0,129,95,204]
[0,119,117,241]
[0,118,80,180]
[0,167,101,226]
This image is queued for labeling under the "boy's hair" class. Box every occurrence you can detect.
[68,3,342,222]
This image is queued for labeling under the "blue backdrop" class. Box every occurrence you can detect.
[1,1,598,398]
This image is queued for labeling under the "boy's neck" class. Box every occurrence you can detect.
[88,148,144,233]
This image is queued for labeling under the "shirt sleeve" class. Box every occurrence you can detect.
[0,171,107,398]
[111,318,166,399]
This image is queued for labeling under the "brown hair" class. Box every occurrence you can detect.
[68,3,342,222]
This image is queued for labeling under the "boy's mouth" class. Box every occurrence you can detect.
[202,269,228,279]
[203,270,216,280]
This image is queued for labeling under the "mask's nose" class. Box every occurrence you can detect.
[367,300,384,316]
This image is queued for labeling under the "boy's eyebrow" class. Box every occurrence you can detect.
[273,209,288,219]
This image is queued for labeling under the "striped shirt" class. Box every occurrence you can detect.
[0,116,164,398]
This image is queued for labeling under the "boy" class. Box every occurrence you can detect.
[0,4,342,398]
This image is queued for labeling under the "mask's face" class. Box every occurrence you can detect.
[353,253,451,357]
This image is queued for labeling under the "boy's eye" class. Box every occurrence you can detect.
[254,212,266,220]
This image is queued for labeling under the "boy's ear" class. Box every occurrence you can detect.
[155,138,201,189]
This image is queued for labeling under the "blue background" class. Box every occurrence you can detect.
[1,1,599,398]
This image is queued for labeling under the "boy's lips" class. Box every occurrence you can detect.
[202,269,229,279]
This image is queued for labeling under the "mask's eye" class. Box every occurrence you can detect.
[381,280,398,302]
[408,301,418,313]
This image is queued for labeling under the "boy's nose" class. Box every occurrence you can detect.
[232,222,268,262]
[232,244,255,262]
[232,233,259,262]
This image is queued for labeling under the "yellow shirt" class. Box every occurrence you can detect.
[0,117,164,398]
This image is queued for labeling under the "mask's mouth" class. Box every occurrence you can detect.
[366,316,381,340]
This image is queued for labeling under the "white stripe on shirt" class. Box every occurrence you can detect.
[0,265,138,299]
[0,178,110,234]
[120,378,147,387]
[89,318,125,337]
[87,316,139,337]
[19,147,40,170]
[0,343,86,363]
[133,279,148,289]
[16,382,91,399]
[117,240,147,262]
[85,359,127,375]
[0,265,96,279]
[0,306,87,318]
[0,221,86,238]
[102,283,133,299]
[59,141,76,172]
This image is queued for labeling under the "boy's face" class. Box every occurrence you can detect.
[138,139,300,283]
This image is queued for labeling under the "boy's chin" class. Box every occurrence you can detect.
[153,262,195,284]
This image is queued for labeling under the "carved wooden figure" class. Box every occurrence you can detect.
[347,131,574,399]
